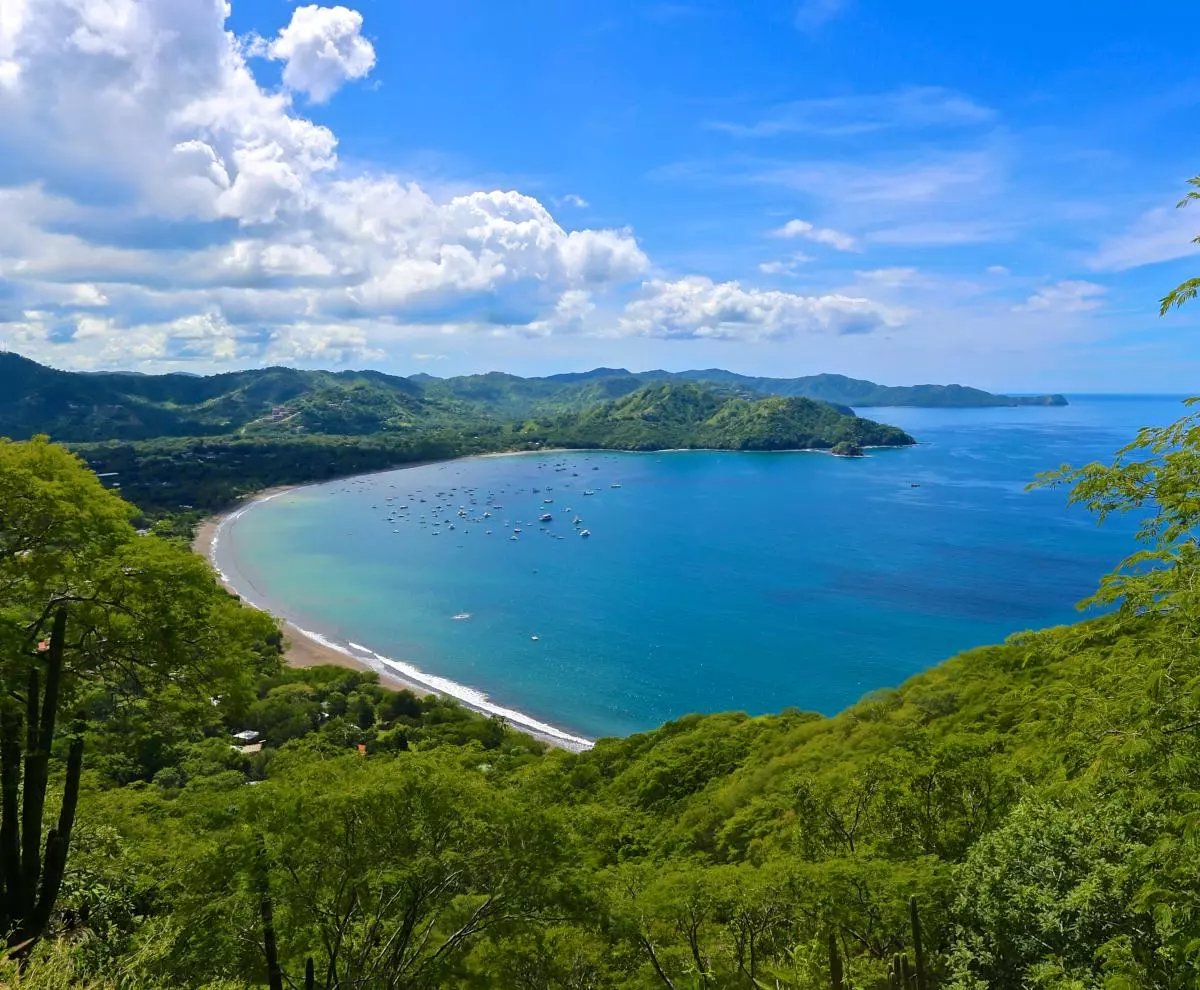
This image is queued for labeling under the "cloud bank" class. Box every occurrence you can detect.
[0,0,904,371]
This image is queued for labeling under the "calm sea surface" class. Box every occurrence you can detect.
[213,396,1186,742]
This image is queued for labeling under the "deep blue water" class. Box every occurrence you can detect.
[213,396,1186,742]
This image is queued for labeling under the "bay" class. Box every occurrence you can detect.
[213,395,1184,742]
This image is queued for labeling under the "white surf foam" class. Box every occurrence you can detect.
[353,644,594,751]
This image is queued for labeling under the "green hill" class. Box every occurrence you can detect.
[421,367,1068,416]
[0,353,441,441]
[0,352,1063,443]
[523,381,915,451]
[649,369,1069,407]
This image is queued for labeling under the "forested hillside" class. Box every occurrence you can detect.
[0,353,1062,444]
[2,405,1198,987]
[522,382,913,451]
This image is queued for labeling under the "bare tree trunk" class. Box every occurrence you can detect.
[1,606,86,959]
[21,608,65,923]
[257,844,285,990]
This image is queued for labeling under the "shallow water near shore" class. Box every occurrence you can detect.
[213,396,1183,741]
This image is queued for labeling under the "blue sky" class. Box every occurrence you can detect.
[1,0,1198,390]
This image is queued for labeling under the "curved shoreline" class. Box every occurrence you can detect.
[194,444,914,753]
[195,470,596,753]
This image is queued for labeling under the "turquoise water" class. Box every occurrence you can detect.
[214,396,1185,742]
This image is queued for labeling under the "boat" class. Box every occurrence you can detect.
[583,490,595,496]
[611,483,621,488]
[452,612,471,620]
[579,529,590,538]
[543,498,553,504]
[910,482,921,488]
[531,635,539,641]
[573,516,582,524]
[513,527,522,533]
[539,513,553,522]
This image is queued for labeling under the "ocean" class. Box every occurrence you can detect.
[211,395,1185,744]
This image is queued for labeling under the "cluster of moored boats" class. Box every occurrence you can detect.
[352,456,626,548]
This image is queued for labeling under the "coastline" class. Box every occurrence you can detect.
[192,472,596,752]
[194,494,408,685]
[190,444,915,752]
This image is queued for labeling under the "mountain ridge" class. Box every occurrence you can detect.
[0,352,1064,443]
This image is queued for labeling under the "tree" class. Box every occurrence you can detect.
[1034,177,1200,619]
[1159,176,1200,315]
[1027,177,1200,984]
[0,438,277,955]
[167,755,571,989]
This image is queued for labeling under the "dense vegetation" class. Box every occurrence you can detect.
[0,353,1062,445]
[1,396,1198,987]
[517,383,914,452]
[4,187,1197,986]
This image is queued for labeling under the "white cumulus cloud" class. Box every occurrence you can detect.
[773,219,858,252]
[267,5,376,103]
[0,0,910,371]
[618,276,900,340]
[0,0,656,369]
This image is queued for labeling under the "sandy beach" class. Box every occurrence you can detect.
[193,491,432,697]
[191,480,593,751]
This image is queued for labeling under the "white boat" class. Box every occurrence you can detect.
[539,513,553,522]
[452,612,471,620]
[579,529,590,538]
[611,483,621,488]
